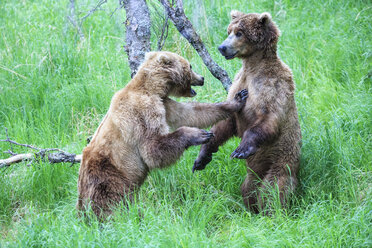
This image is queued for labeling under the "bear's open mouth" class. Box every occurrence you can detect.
[190,88,197,97]
[224,52,238,60]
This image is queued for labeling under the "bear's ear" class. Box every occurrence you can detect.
[259,12,272,25]
[145,51,157,61]
[230,10,244,20]
[157,53,172,65]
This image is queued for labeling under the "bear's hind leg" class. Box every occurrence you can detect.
[89,177,135,220]
[80,154,135,220]
[257,165,297,214]
[241,171,261,213]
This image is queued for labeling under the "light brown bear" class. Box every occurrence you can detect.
[77,51,248,218]
[193,11,301,213]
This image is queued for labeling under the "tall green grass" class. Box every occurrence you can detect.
[0,0,371,247]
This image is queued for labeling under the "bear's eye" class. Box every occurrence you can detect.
[190,64,192,70]
[236,31,242,37]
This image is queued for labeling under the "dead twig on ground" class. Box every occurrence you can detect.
[0,128,81,169]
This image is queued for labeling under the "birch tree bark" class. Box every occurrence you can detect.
[121,0,152,78]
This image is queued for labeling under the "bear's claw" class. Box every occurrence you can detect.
[230,145,257,159]
[192,152,213,173]
[235,89,248,102]
[199,131,214,144]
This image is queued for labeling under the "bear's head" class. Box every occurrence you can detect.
[140,51,204,98]
[218,11,280,60]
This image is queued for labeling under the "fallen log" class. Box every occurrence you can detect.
[0,152,82,169]
[0,129,81,169]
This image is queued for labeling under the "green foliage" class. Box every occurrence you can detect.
[0,0,371,247]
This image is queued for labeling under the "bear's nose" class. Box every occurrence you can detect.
[218,45,227,54]
[200,76,204,85]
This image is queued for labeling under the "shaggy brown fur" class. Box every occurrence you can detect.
[77,51,248,218]
[193,11,302,213]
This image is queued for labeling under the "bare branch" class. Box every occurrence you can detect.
[159,0,231,91]
[121,0,152,77]
[110,1,124,18]
[0,138,41,151]
[5,128,13,152]
[4,150,17,156]
[0,135,63,153]
[68,0,85,40]
[80,0,108,22]
[158,9,169,51]
[148,2,169,51]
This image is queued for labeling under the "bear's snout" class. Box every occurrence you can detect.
[191,74,204,86]
[218,40,238,60]
[218,45,227,54]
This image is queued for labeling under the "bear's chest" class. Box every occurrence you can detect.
[229,74,263,110]
[228,75,270,136]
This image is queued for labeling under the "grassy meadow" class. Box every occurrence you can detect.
[0,0,371,247]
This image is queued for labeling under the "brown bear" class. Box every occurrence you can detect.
[193,11,302,213]
[77,51,248,218]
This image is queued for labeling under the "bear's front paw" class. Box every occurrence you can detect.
[235,89,248,101]
[192,152,213,173]
[230,145,257,159]
[233,89,248,110]
[186,128,214,146]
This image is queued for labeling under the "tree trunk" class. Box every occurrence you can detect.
[122,0,152,78]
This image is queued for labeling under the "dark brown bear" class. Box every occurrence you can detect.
[193,11,302,213]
